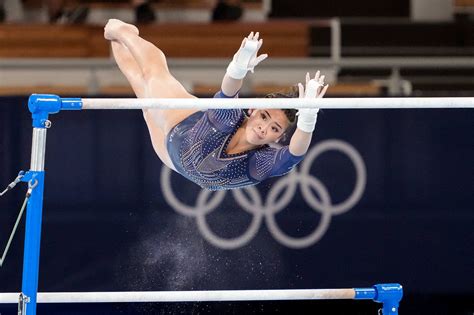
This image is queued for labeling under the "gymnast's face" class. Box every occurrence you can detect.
[245,109,289,145]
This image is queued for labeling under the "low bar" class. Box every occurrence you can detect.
[0,284,403,315]
[0,285,401,304]
[0,289,355,303]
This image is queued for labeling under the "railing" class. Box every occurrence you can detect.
[1,56,473,96]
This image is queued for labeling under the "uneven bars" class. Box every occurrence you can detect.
[13,94,408,315]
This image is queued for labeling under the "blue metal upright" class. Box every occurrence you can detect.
[20,172,44,315]
[20,94,82,315]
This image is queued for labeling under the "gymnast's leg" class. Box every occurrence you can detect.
[105,19,197,170]
[109,39,177,169]
[110,41,146,97]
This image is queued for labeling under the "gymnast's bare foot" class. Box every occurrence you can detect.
[104,19,139,41]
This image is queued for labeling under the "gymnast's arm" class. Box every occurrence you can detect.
[288,124,314,156]
[220,32,268,97]
[288,72,329,156]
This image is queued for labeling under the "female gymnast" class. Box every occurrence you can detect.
[104,19,328,191]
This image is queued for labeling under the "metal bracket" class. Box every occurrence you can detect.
[18,293,30,315]
[373,283,403,314]
[28,94,81,128]
[20,171,36,184]
[0,171,25,197]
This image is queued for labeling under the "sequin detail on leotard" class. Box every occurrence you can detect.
[166,91,304,190]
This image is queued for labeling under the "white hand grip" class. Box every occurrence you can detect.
[235,40,258,67]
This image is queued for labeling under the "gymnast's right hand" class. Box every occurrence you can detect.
[226,32,268,80]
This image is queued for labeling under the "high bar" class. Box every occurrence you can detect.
[79,97,474,110]
[28,95,474,113]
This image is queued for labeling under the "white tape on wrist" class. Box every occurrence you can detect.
[297,80,321,133]
[297,110,318,133]
[226,62,248,79]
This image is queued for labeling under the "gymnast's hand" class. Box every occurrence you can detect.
[226,32,268,80]
[296,71,329,133]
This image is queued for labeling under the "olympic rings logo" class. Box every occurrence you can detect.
[160,139,366,250]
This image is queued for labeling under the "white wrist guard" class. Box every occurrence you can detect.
[226,61,248,80]
[297,109,319,133]
[226,40,258,79]
[297,80,320,133]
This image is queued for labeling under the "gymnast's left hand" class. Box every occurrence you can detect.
[296,71,329,133]
[226,32,268,79]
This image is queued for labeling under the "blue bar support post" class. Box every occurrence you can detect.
[20,172,45,315]
[19,94,81,315]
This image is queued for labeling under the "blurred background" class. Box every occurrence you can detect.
[0,0,473,314]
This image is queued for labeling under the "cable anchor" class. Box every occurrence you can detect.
[0,179,38,267]
[0,171,25,197]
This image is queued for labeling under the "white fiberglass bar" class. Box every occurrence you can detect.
[81,97,474,110]
[0,289,355,304]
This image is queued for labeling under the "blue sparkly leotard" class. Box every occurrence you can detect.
[166,91,304,190]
